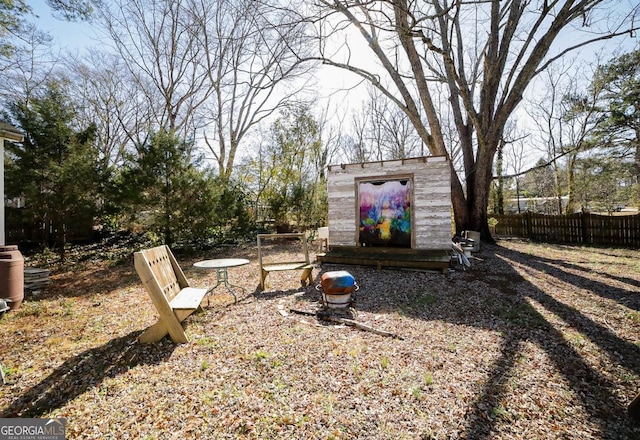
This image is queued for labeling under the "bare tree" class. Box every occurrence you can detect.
[503,130,531,214]
[0,23,57,106]
[528,66,573,214]
[365,86,423,159]
[343,86,423,162]
[492,120,528,214]
[305,0,640,238]
[97,0,215,139]
[345,105,372,163]
[94,0,313,179]
[65,51,152,170]
[315,101,346,179]
[200,0,314,179]
[527,61,606,213]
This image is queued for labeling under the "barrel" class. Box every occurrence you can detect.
[0,245,24,310]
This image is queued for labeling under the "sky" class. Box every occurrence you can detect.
[28,2,640,105]
[31,3,100,52]
[29,1,369,102]
[26,1,368,158]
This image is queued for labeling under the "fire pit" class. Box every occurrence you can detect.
[316,270,358,309]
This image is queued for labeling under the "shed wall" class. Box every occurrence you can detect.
[327,156,451,250]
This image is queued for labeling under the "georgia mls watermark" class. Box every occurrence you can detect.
[0,419,66,440]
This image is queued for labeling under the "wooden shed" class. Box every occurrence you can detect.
[318,156,452,272]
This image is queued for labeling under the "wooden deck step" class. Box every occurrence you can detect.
[318,246,451,273]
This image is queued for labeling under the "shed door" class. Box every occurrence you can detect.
[358,178,412,247]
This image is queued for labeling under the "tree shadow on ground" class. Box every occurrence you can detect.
[510,250,640,310]
[287,244,640,439]
[24,261,138,302]
[0,331,175,418]
[455,244,639,439]
[542,251,640,290]
[502,248,640,375]
[247,285,317,303]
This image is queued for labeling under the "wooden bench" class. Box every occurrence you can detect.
[134,245,208,343]
[257,233,314,290]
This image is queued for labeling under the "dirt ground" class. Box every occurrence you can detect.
[1,238,639,439]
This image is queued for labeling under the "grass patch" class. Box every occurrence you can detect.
[16,301,47,318]
[414,293,439,307]
[424,372,433,386]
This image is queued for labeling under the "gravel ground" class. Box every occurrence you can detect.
[1,238,639,439]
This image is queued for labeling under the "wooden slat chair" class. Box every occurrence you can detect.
[257,233,314,290]
[134,245,208,343]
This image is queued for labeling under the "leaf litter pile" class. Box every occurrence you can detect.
[1,238,639,439]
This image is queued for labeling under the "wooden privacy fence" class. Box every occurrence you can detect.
[492,212,640,248]
[5,207,94,245]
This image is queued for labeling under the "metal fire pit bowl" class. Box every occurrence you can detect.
[315,283,359,310]
[0,298,11,318]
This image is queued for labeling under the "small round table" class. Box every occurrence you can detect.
[194,258,250,304]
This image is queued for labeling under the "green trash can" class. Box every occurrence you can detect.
[0,245,24,310]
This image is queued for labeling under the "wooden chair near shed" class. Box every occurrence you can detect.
[257,232,314,290]
[134,245,208,343]
[317,226,329,252]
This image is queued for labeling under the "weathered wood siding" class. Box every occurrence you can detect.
[327,156,452,250]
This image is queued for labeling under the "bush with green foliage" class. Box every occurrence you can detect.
[113,130,255,247]
[5,81,102,257]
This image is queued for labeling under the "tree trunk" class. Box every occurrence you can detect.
[451,170,468,236]
[635,128,640,207]
[495,143,505,214]
[565,154,578,214]
[470,143,499,242]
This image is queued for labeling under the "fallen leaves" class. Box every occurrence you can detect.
[0,239,639,438]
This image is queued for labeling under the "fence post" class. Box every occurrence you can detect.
[526,211,533,239]
[580,212,588,245]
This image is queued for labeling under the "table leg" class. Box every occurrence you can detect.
[206,267,245,304]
